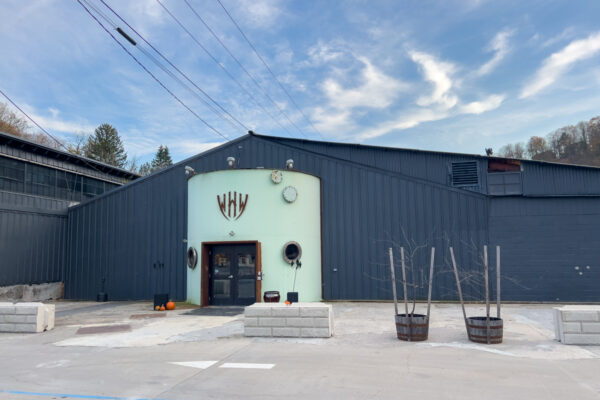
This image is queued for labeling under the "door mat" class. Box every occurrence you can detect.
[182,307,245,317]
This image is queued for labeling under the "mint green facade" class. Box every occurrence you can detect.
[186,169,322,305]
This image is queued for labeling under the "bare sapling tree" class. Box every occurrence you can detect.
[449,243,503,344]
[388,242,436,342]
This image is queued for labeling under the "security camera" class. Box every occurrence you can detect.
[185,166,195,176]
[227,157,236,168]
[286,159,294,170]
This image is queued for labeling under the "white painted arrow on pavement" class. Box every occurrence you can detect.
[169,361,218,369]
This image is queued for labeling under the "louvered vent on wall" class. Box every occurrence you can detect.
[451,161,479,187]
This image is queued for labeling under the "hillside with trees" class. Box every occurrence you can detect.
[0,102,61,149]
[497,116,600,167]
[1,101,173,175]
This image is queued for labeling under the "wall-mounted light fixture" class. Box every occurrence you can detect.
[286,159,294,170]
[227,156,236,169]
[184,166,196,177]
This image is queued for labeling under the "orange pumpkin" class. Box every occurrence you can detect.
[166,301,176,311]
[160,305,166,311]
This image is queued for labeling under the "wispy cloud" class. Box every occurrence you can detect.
[520,32,600,98]
[541,27,576,48]
[28,110,95,135]
[460,94,505,115]
[235,0,283,29]
[410,51,458,109]
[323,57,404,109]
[312,56,406,133]
[358,108,449,140]
[306,41,345,66]
[169,140,224,157]
[477,29,513,76]
[358,93,505,141]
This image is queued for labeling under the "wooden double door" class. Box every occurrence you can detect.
[207,243,260,306]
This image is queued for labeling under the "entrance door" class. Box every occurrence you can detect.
[208,244,257,306]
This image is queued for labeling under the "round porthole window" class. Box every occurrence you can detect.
[187,247,198,269]
[282,241,302,264]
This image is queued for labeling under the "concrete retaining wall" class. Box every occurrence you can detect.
[244,303,333,338]
[554,306,600,345]
[0,282,64,302]
[0,302,55,333]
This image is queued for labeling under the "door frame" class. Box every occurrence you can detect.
[201,240,262,306]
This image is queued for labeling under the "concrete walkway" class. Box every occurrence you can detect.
[0,301,598,399]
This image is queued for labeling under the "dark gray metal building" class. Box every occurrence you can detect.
[60,132,600,303]
[2,131,600,302]
[0,131,139,287]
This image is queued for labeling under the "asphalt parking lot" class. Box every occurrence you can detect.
[0,301,599,400]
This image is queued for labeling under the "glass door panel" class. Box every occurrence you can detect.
[236,250,256,305]
[210,250,233,305]
[208,244,257,306]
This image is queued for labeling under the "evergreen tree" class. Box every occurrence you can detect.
[84,123,127,168]
[150,145,173,171]
[138,162,152,176]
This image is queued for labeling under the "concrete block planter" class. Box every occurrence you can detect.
[554,306,600,345]
[0,302,55,333]
[244,302,333,338]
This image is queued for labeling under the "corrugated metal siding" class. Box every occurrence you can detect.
[0,191,72,211]
[65,135,489,301]
[0,192,68,286]
[267,138,489,193]
[63,134,600,302]
[0,142,131,184]
[65,138,250,300]
[522,161,600,196]
[489,197,600,301]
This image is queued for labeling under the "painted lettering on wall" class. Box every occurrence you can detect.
[217,192,249,220]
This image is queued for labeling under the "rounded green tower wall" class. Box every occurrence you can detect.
[187,169,322,305]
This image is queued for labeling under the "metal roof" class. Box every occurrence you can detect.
[0,130,140,180]
[249,131,600,171]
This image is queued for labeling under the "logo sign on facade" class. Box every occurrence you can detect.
[217,191,249,220]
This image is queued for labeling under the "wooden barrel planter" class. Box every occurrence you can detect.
[395,314,429,341]
[466,316,503,344]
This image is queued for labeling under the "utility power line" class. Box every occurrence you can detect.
[96,0,249,134]
[156,0,299,138]
[181,0,299,139]
[76,0,229,141]
[0,87,119,177]
[1,89,68,149]
[215,0,324,139]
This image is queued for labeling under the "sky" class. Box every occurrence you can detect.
[1,0,599,164]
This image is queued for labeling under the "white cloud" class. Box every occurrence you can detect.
[477,29,513,76]
[541,27,576,48]
[520,32,600,98]
[460,94,505,114]
[169,140,224,157]
[312,56,406,133]
[410,51,458,109]
[307,41,345,66]
[236,0,282,28]
[322,57,404,110]
[357,93,505,140]
[358,108,449,140]
[48,107,60,118]
[312,107,354,133]
[28,111,95,135]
